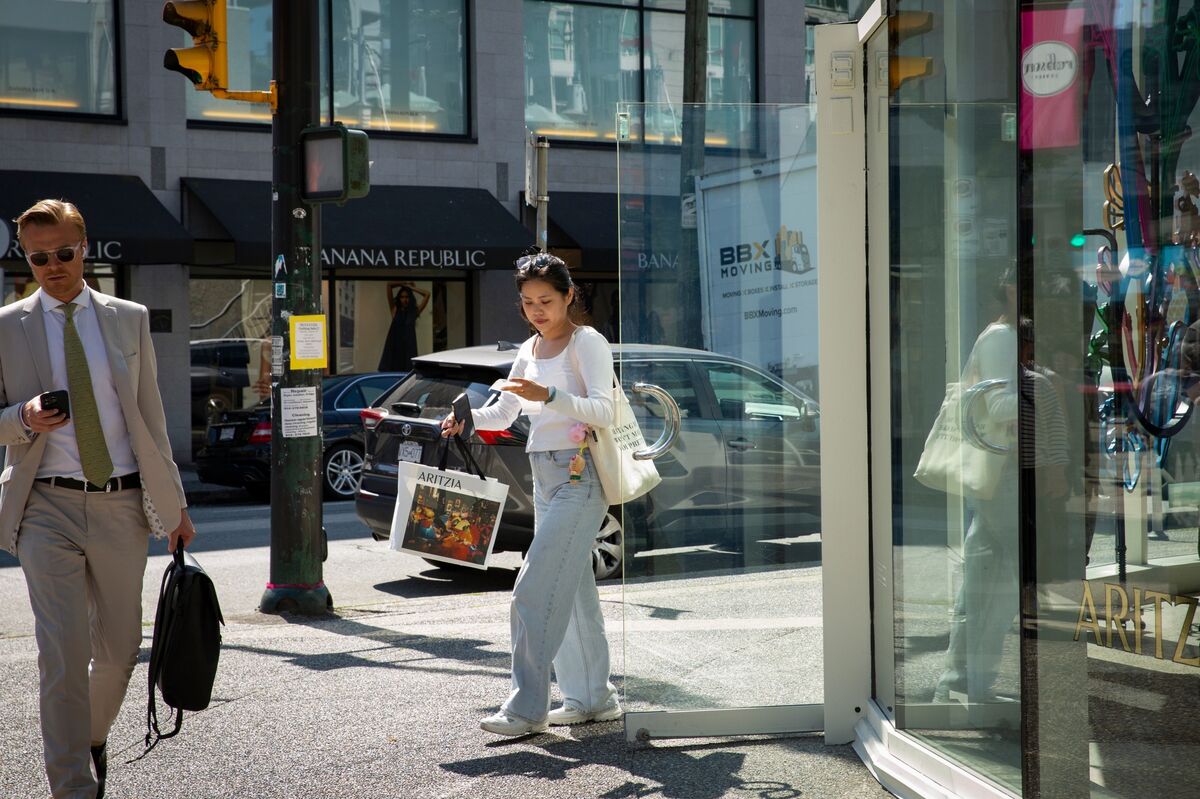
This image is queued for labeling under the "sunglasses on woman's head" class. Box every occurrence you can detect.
[516,253,555,272]
[26,242,83,268]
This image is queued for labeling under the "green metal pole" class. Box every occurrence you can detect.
[260,0,331,615]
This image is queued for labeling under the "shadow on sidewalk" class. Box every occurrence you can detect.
[442,727,823,799]
[220,613,511,676]
[372,565,520,599]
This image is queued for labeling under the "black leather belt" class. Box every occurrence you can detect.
[36,473,142,493]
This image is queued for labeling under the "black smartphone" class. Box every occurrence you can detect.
[451,392,474,439]
[40,390,70,419]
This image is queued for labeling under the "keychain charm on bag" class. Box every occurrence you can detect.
[568,422,588,482]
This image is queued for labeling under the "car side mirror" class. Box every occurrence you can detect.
[799,402,816,433]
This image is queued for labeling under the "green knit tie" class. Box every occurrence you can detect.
[63,303,113,487]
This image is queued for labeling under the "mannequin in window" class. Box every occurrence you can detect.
[379,282,430,371]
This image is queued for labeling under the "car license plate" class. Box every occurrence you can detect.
[398,441,422,463]
[220,427,236,441]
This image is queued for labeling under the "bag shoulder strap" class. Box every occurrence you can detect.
[566,326,617,395]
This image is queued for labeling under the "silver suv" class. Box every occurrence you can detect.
[355,343,821,580]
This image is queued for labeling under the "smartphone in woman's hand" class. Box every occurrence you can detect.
[451,392,474,439]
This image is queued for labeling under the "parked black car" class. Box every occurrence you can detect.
[190,338,263,427]
[356,344,821,580]
[196,372,406,500]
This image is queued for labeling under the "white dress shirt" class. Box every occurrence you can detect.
[473,326,616,451]
[35,287,139,480]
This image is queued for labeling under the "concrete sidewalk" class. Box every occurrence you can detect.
[178,462,248,506]
[0,589,892,799]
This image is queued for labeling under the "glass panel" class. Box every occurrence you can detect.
[523,0,641,142]
[619,103,823,713]
[885,0,1023,792]
[0,0,118,115]
[1020,1,1200,795]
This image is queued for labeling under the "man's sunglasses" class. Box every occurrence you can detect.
[26,242,83,268]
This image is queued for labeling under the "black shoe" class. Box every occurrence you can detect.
[91,741,107,799]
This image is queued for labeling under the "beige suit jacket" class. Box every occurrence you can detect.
[0,289,186,555]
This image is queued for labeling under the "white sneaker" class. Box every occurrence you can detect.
[547,701,624,726]
[480,711,549,736]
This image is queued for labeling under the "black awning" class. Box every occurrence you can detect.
[548,192,682,271]
[547,192,618,269]
[0,170,193,265]
[183,178,533,270]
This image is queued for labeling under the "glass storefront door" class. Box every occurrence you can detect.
[872,0,1026,791]
[1020,2,1200,796]
[870,2,1200,796]
[616,103,826,739]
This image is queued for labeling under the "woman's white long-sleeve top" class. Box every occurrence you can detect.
[471,325,616,452]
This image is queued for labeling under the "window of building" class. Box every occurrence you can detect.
[187,0,273,125]
[0,0,119,117]
[523,0,755,144]
[187,0,469,136]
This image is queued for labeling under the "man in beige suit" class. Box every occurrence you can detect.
[0,200,196,799]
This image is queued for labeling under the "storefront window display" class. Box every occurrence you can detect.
[1021,1,1200,795]
[189,277,467,451]
[887,1,1200,796]
[0,0,119,116]
[331,278,467,373]
[188,0,469,136]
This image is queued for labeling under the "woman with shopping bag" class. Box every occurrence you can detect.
[441,253,622,736]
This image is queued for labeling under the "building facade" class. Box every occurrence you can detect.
[0,0,807,458]
[7,1,1196,798]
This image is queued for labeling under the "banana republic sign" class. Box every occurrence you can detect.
[1075,580,1200,667]
[321,246,488,269]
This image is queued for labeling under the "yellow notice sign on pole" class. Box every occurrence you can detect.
[289,314,328,370]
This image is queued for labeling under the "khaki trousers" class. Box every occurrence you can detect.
[17,482,149,799]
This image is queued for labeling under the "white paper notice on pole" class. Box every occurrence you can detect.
[280,387,319,438]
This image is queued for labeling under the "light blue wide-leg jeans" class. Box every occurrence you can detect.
[502,448,616,723]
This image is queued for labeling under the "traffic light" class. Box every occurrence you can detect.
[162,1,227,90]
[300,124,371,204]
[889,10,935,91]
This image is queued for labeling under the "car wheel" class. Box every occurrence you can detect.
[323,443,364,500]
[593,512,623,581]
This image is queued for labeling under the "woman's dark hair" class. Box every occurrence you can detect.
[397,286,414,303]
[993,264,1017,305]
[513,252,580,321]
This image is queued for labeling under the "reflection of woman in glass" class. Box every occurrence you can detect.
[933,268,1019,719]
[379,282,430,371]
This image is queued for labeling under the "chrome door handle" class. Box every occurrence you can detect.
[961,378,1011,454]
[631,382,681,461]
[728,438,756,451]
